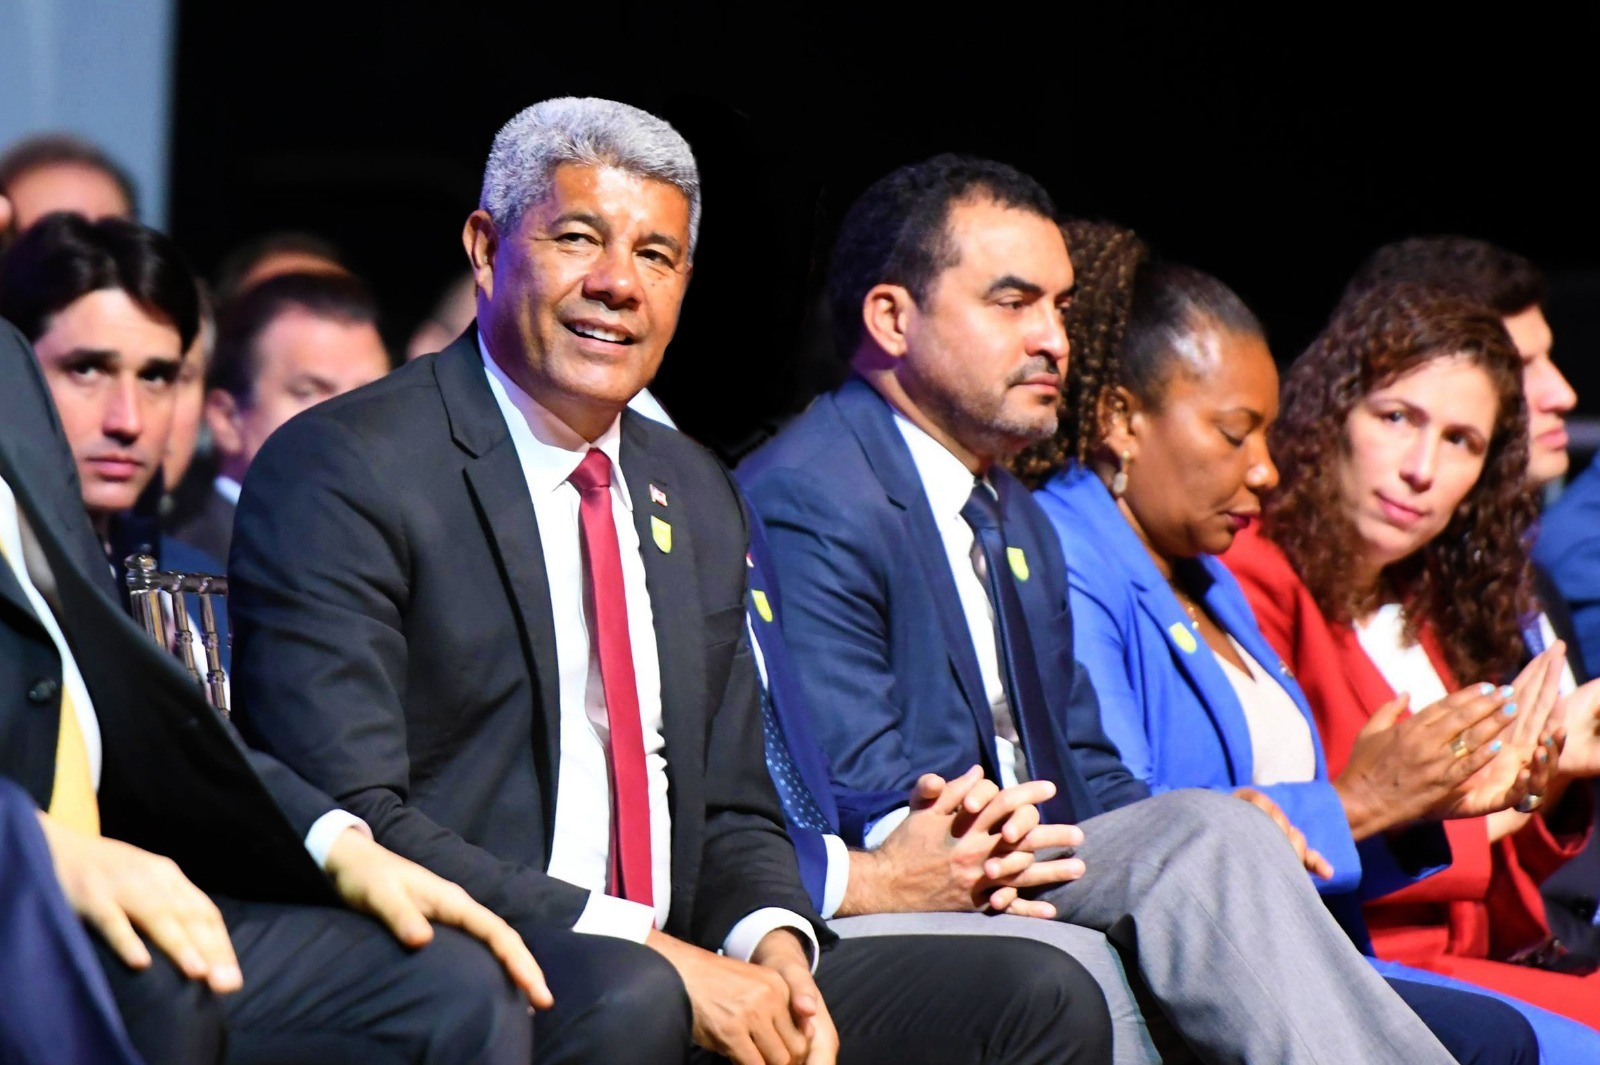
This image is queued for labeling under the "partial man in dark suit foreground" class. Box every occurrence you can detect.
[229,96,1111,1065]
[738,155,1495,1064]
[0,249,543,1061]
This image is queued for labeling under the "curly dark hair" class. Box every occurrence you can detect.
[1010,221,1263,488]
[1011,221,1147,486]
[1342,236,1545,318]
[1263,281,1535,683]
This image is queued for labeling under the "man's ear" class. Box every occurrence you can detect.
[204,389,244,458]
[1097,385,1144,460]
[860,283,916,359]
[462,210,499,303]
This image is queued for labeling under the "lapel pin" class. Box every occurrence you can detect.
[1168,621,1198,655]
[1006,546,1030,582]
[751,589,774,623]
[649,483,668,507]
[745,553,754,568]
[651,515,672,554]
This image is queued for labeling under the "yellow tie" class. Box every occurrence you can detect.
[0,529,100,834]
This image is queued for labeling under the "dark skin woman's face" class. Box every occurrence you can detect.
[1101,321,1279,573]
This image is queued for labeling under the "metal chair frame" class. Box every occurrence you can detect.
[124,553,231,716]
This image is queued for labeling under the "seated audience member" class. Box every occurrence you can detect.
[1223,281,1600,1031]
[228,96,1112,1065]
[738,152,1493,1064]
[212,231,347,308]
[1337,237,1600,958]
[0,133,136,231]
[174,272,389,561]
[407,271,476,360]
[1,776,143,1065]
[632,394,1170,1065]
[1022,223,1592,1059]
[0,313,544,1064]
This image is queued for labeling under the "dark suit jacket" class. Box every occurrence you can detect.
[229,330,824,950]
[169,486,235,565]
[737,377,1148,842]
[0,319,335,906]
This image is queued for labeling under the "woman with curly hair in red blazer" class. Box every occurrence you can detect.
[1225,281,1600,1028]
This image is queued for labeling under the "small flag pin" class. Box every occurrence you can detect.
[649,483,668,507]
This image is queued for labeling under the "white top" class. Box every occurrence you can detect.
[1533,612,1579,695]
[480,336,815,963]
[1215,635,1318,785]
[0,472,361,868]
[1354,603,1449,708]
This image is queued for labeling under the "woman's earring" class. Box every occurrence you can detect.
[1111,450,1131,497]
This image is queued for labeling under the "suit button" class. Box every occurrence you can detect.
[27,678,61,704]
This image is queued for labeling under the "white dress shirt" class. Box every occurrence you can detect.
[480,337,817,962]
[213,475,242,506]
[1214,636,1318,786]
[1,472,362,867]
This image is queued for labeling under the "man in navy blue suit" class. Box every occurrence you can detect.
[739,155,1508,1065]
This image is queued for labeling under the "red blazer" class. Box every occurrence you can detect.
[1223,524,1589,969]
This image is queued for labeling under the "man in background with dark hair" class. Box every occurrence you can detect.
[0,211,547,1065]
[212,231,347,307]
[172,271,389,560]
[0,133,137,230]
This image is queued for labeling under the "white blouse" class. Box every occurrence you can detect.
[1215,635,1318,785]
[1353,603,1449,708]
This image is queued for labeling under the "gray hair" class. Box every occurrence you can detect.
[479,97,701,257]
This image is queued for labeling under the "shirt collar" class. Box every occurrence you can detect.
[478,330,630,506]
[214,475,242,505]
[890,410,991,521]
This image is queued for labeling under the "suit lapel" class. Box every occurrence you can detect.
[436,335,563,852]
[832,381,998,767]
[618,413,702,883]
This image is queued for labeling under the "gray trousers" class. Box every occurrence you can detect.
[842,789,1456,1065]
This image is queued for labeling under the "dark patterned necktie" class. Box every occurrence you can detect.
[960,482,1073,824]
[759,677,834,833]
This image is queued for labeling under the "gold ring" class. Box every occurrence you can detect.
[1449,736,1470,759]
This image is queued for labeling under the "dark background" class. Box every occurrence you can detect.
[170,2,1600,462]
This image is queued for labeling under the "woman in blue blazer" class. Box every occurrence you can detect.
[1018,222,1600,1061]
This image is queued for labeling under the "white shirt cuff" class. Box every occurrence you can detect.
[722,908,821,973]
[304,810,369,871]
[571,891,658,943]
[862,805,910,850]
[820,834,849,920]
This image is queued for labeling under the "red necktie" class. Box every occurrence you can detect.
[569,449,654,906]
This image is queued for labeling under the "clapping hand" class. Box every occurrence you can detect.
[1446,645,1567,819]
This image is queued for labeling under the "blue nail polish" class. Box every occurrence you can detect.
[1479,683,1495,695]
[1490,740,1503,753]
[1539,748,1550,764]
[1504,703,1518,716]
[1499,685,1516,698]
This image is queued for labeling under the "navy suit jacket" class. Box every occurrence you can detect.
[1036,465,1452,947]
[1535,458,1600,672]
[738,378,1147,843]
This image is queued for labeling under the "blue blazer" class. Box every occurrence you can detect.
[738,379,1148,843]
[1035,465,1448,942]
